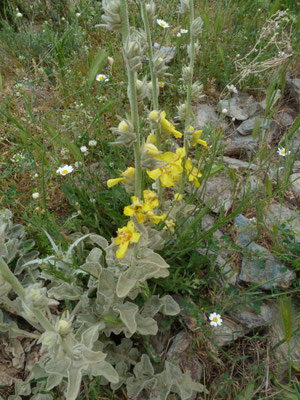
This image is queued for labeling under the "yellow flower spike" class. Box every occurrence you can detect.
[147,211,166,224]
[146,134,157,145]
[160,111,183,139]
[123,196,154,223]
[114,221,141,258]
[143,190,159,209]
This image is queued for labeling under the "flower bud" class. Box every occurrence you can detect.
[124,32,144,71]
[136,79,147,102]
[118,120,129,132]
[99,0,121,31]
[149,110,160,121]
[145,1,156,21]
[57,319,71,336]
[192,16,204,37]
[182,65,192,82]
[176,103,186,121]
[153,53,169,78]
[178,0,190,15]
[191,81,204,100]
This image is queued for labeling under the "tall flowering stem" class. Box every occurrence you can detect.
[140,2,162,200]
[184,0,195,152]
[120,0,142,199]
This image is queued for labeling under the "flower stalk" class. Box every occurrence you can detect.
[120,0,142,199]
[140,1,162,200]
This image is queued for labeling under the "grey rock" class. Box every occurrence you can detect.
[220,156,258,171]
[167,330,203,399]
[268,301,300,379]
[286,76,300,106]
[234,215,258,247]
[194,103,218,128]
[228,304,274,330]
[247,102,264,117]
[201,174,234,212]
[224,128,274,156]
[153,43,175,63]
[237,117,277,136]
[277,111,295,127]
[239,242,296,289]
[219,98,249,120]
[293,161,300,173]
[290,173,300,197]
[208,319,246,347]
[265,203,300,239]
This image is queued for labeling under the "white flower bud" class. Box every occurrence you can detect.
[32,192,40,199]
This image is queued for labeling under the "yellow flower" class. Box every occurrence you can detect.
[149,110,160,121]
[185,158,202,187]
[143,190,159,209]
[147,163,183,187]
[123,196,153,223]
[157,147,186,166]
[164,219,175,231]
[143,143,159,156]
[147,211,166,224]
[174,193,183,202]
[114,221,140,258]
[160,111,183,139]
[188,126,208,148]
[107,167,135,188]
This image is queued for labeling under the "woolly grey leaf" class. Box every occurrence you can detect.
[113,302,139,333]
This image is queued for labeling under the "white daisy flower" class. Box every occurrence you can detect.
[158,81,164,88]
[16,12,23,18]
[80,146,88,153]
[157,19,169,28]
[32,192,40,199]
[221,108,228,114]
[96,74,109,82]
[88,140,97,147]
[180,29,188,34]
[209,312,222,327]
[56,165,73,176]
[226,84,238,94]
[277,147,290,157]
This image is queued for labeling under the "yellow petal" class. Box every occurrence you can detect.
[146,134,157,144]
[116,242,129,258]
[136,211,146,223]
[160,173,174,187]
[147,168,161,180]
[131,232,141,243]
[127,220,135,233]
[122,167,135,178]
[107,177,125,187]
[123,205,135,217]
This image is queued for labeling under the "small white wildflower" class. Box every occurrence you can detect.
[109,162,114,168]
[277,147,290,157]
[226,84,238,94]
[88,140,97,147]
[80,146,88,153]
[90,198,96,203]
[278,51,285,57]
[180,28,188,34]
[74,161,82,168]
[157,19,169,28]
[221,108,228,114]
[209,312,222,327]
[275,22,280,29]
[76,12,81,17]
[176,32,181,38]
[16,12,23,18]
[18,55,25,60]
[96,74,109,82]
[34,173,38,178]
[32,192,40,199]
[249,217,256,223]
[158,81,164,88]
[56,165,73,175]
[61,17,65,21]
[60,147,70,156]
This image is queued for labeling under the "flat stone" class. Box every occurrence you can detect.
[265,203,300,239]
[277,111,295,127]
[237,117,277,136]
[194,103,218,128]
[234,215,258,247]
[228,303,274,330]
[167,330,203,399]
[290,173,300,197]
[239,242,296,289]
[224,128,274,156]
[201,174,234,212]
[293,161,300,173]
[220,156,258,171]
[247,102,264,117]
[208,319,246,347]
[218,98,249,120]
